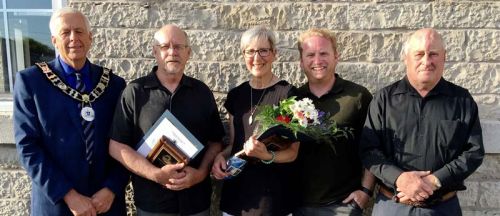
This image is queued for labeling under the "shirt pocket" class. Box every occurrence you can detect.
[438,120,466,150]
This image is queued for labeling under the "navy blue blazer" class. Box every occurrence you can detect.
[14,59,128,215]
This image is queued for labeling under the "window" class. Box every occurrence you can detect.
[0,0,66,94]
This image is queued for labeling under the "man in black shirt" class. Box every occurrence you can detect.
[360,28,484,215]
[108,24,225,216]
[293,28,375,216]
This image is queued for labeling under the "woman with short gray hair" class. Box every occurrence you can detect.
[211,26,299,216]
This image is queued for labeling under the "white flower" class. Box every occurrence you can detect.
[289,98,320,127]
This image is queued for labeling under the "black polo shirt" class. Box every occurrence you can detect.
[360,77,484,195]
[110,66,225,214]
[294,74,372,206]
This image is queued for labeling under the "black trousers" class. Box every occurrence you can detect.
[372,193,462,216]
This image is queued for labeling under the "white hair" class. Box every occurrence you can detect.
[240,25,277,51]
[400,29,446,61]
[49,7,91,36]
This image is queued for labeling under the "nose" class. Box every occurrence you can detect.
[253,52,263,60]
[166,45,179,55]
[312,54,322,64]
[422,54,431,66]
[69,31,76,41]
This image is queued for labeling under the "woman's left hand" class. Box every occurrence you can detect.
[243,135,272,160]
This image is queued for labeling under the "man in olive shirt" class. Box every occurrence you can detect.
[293,28,375,216]
[360,28,484,215]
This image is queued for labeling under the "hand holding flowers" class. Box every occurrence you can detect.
[255,96,352,153]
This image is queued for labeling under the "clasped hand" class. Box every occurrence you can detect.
[395,171,439,203]
[64,188,115,216]
[155,163,206,191]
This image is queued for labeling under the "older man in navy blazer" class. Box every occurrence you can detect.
[14,7,127,216]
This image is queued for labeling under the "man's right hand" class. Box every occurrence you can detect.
[63,189,96,216]
[211,153,228,180]
[154,163,186,185]
[395,171,434,202]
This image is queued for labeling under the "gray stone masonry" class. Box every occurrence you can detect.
[0,0,499,215]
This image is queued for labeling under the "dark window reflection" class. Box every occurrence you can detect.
[4,12,54,93]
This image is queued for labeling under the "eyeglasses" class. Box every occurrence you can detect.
[243,48,273,58]
[155,43,189,52]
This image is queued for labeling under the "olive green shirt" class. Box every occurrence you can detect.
[295,74,372,206]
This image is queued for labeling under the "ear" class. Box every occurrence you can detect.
[51,35,57,46]
[152,45,157,56]
[88,31,93,43]
[186,47,192,59]
[334,52,340,61]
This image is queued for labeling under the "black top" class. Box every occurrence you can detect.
[293,75,372,206]
[110,67,225,214]
[360,77,484,195]
[220,80,297,216]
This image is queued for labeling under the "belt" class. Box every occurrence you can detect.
[378,185,456,208]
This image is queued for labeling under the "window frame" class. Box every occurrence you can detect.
[0,0,66,112]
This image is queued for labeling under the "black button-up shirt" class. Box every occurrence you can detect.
[110,67,225,214]
[360,77,484,194]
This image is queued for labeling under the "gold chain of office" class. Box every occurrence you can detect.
[35,62,110,104]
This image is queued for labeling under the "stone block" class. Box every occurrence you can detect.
[376,63,406,91]
[481,121,500,154]
[478,181,500,208]
[273,62,306,87]
[0,145,22,169]
[445,63,499,94]
[70,2,150,28]
[466,30,500,62]
[275,31,301,62]
[89,29,154,59]
[336,63,379,93]
[472,155,500,180]
[433,2,500,28]
[348,4,431,30]
[0,200,30,216]
[187,62,248,92]
[91,58,156,81]
[474,95,500,121]
[151,2,220,29]
[277,3,348,30]
[440,30,467,62]
[336,32,370,62]
[369,32,405,63]
[458,181,479,208]
[218,4,281,29]
[0,115,14,145]
[189,31,241,61]
[0,171,31,199]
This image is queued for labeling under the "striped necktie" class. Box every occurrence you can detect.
[75,72,94,164]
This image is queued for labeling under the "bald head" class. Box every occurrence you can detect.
[152,24,191,77]
[401,28,445,60]
[153,24,190,47]
[403,28,447,96]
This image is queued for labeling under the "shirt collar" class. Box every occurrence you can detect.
[143,66,193,89]
[298,73,345,98]
[393,76,453,97]
[58,55,90,76]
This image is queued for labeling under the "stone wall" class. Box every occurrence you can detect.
[0,0,499,215]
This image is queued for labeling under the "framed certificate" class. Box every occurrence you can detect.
[137,110,204,166]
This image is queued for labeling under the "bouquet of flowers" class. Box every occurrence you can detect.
[254,96,352,153]
[223,96,353,180]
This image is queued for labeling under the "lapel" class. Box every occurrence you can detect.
[48,60,83,134]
